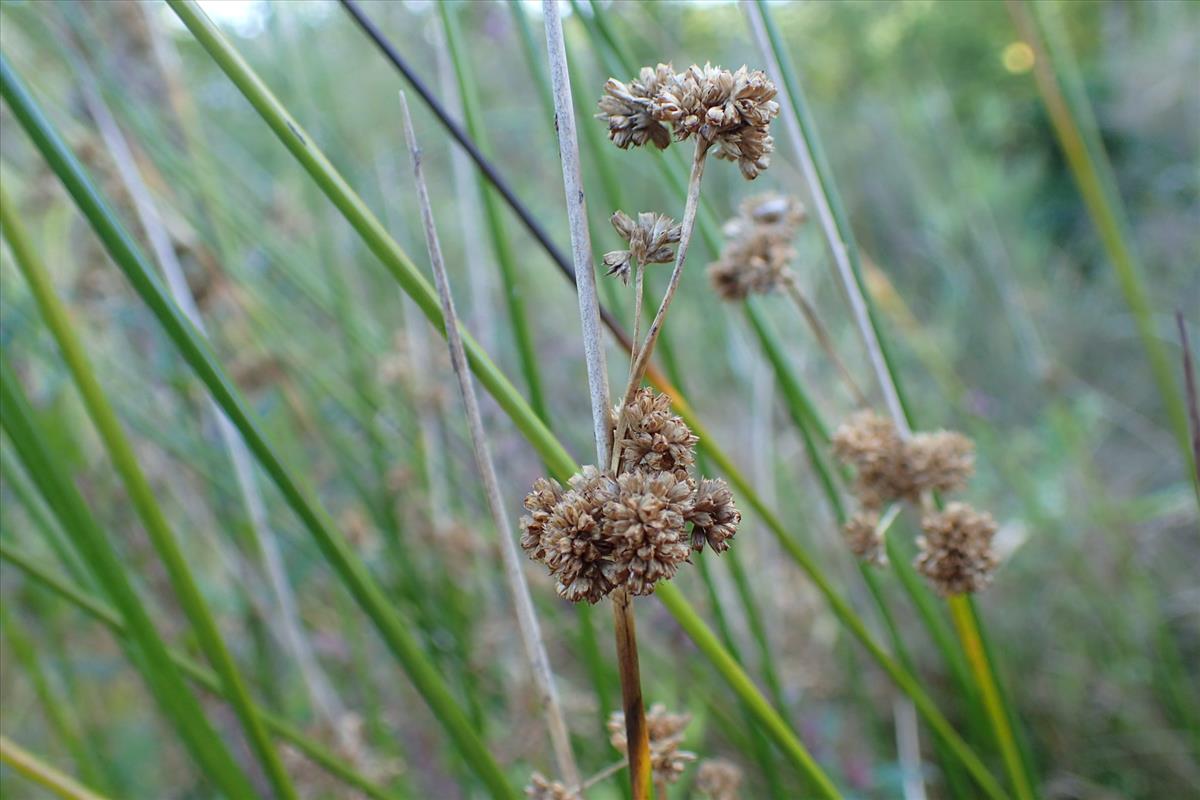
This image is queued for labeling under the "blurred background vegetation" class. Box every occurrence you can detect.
[0,1,1196,798]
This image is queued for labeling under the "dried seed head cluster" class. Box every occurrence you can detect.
[832,411,975,508]
[915,502,999,596]
[520,389,739,604]
[709,193,806,301]
[608,704,697,786]
[524,773,580,800]
[831,411,1001,593]
[696,758,743,800]
[603,211,682,284]
[598,63,780,179]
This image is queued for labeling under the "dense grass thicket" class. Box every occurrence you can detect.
[1,1,1196,799]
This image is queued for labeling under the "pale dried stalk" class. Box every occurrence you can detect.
[77,53,345,727]
[744,0,910,437]
[780,271,868,407]
[541,5,646,796]
[611,140,709,475]
[399,92,580,788]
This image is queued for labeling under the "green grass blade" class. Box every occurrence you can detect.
[1,184,299,800]
[0,47,519,800]
[0,355,258,800]
[0,542,405,800]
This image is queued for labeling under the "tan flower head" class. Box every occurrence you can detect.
[696,758,743,800]
[843,510,887,566]
[604,470,694,596]
[915,502,999,596]
[609,704,696,785]
[603,211,683,284]
[525,772,580,800]
[540,469,620,604]
[616,387,699,479]
[688,478,740,553]
[596,63,674,150]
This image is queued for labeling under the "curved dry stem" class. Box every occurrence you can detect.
[400,91,580,788]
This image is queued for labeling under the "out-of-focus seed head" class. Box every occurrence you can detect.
[832,412,977,507]
[688,478,740,553]
[915,502,999,596]
[708,193,804,301]
[604,210,683,284]
[696,758,743,800]
[525,773,580,800]
[608,704,697,785]
[596,63,674,150]
[616,387,699,480]
[843,509,887,566]
[604,470,695,596]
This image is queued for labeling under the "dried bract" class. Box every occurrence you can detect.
[696,758,743,800]
[609,704,696,785]
[688,478,740,553]
[531,470,620,604]
[604,210,682,284]
[519,477,564,562]
[915,502,999,596]
[843,510,887,566]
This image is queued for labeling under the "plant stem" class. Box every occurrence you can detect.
[400,90,580,789]
[611,587,652,800]
[780,270,868,407]
[541,5,645,795]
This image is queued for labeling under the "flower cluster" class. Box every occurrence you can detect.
[603,211,682,284]
[597,63,780,179]
[520,389,739,604]
[831,411,1000,594]
[608,703,696,786]
[709,193,807,301]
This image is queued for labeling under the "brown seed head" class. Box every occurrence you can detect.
[688,478,740,553]
[655,64,780,178]
[603,210,683,284]
[616,387,699,479]
[604,470,694,596]
[608,704,696,785]
[519,477,565,563]
[596,63,674,150]
[905,430,975,497]
[915,502,999,596]
[525,772,580,800]
[541,470,621,604]
[696,758,743,800]
[843,510,887,566]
